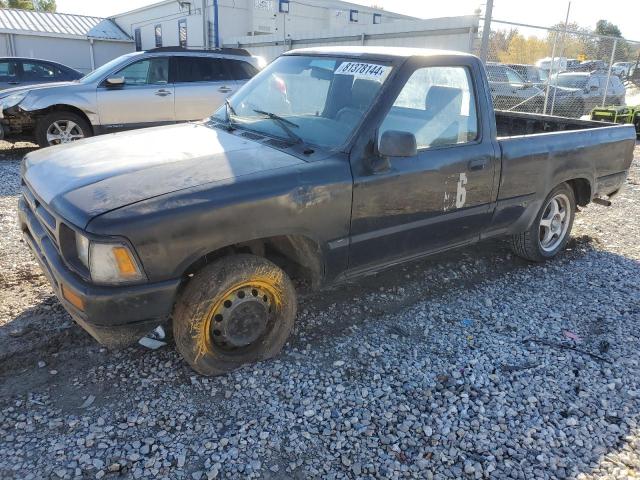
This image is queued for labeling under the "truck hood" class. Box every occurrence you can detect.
[23,123,305,228]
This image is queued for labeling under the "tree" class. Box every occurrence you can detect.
[0,0,57,12]
[594,20,630,62]
[595,20,621,37]
[497,33,549,65]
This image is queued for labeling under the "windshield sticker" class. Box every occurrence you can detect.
[335,62,391,80]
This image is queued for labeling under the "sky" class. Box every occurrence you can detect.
[55,0,640,39]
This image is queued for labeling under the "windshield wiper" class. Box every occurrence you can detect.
[220,98,237,131]
[252,109,313,153]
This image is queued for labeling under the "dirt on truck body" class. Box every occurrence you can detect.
[18,46,636,376]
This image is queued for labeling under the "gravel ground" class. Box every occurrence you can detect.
[0,141,639,479]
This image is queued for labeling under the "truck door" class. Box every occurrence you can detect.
[348,62,498,270]
[97,57,174,128]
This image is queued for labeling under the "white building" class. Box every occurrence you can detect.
[0,9,134,73]
[112,0,413,52]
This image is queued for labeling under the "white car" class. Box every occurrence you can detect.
[612,62,635,78]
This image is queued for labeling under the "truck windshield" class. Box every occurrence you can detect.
[212,55,393,149]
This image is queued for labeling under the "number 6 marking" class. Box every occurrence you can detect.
[456,173,467,208]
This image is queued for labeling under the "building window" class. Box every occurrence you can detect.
[178,19,187,48]
[154,24,162,48]
[350,9,358,22]
[134,28,142,51]
[373,13,381,24]
[279,0,289,13]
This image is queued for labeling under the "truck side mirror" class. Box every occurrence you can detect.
[105,77,125,87]
[378,130,417,158]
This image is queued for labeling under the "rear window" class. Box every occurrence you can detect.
[175,57,231,82]
[226,60,259,80]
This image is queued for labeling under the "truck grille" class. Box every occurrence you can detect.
[21,181,60,252]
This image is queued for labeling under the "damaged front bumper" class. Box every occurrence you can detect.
[0,105,35,139]
[17,196,181,348]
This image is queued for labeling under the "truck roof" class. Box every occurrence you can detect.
[284,46,475,61]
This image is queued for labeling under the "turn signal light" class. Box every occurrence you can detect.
[61,284,85,311]
[113,246,138,277]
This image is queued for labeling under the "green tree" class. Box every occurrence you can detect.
[0,0,57,12]
[595,20,621,37]
[594,20,632,62]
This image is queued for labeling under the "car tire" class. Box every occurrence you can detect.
[511,183,576,262]
[35,111,92,148]
[173,254,297,376]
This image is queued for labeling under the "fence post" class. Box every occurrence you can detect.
[479,0,493,62]
[602,38,618,107]
[543,34,559,115]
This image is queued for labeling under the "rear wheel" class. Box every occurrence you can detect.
[173,254,297,376]
[35,111,92,148]
[511,183,576,262]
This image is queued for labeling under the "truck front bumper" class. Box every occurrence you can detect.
[18,197,181,348]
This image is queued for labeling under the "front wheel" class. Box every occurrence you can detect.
[173,254,297,376]
[35,111,92,148]
[511,183,576,262]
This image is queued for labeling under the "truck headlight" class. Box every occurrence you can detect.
[75,232,146,284]
[1,91,28,110]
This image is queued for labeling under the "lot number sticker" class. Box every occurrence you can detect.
[335,62,390,79]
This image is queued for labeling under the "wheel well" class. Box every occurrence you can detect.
[183,235,324,289]
[566,178,591,206]
[36,105,94,135]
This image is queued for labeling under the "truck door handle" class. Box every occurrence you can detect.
[155,89,172,96]
[468,159,487,171]
[218,86,232,93]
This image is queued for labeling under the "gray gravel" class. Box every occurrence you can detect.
[0,142,639,479]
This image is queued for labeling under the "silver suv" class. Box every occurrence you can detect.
[0,47,261,147]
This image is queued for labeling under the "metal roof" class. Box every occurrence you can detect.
[0,8,131,42]
[286,46,472,59]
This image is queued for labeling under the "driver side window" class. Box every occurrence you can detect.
[505,68,523,86]
[381,66,479,149]
[116,58,169,85]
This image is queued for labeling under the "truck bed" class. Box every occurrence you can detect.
[495,110,615,137]
[485,110,637,239]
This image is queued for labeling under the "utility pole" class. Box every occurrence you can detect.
[201,0,209,49]
[479,0,493,63]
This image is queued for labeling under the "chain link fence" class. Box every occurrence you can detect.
[478,19,640,119]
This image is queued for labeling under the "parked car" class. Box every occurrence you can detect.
[536,56,568,74]
[0,47,261,147]
[504,63,548,86]
[612,61,635,78]
[566,59,581,71]
[18,47,636,375]
[0,57,82,90]
[548,71,626,117]
[486,63,544,112]
[574,60,607,72]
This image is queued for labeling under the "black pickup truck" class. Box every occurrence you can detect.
[18,47,636,375]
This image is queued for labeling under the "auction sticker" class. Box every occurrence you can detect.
[335,62,391,80]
